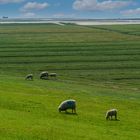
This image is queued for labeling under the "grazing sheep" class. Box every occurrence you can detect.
[58,99,76,113]
[49,73,57,79]
[25,74,33,80]
[106,109,117,120]
[40,71,49,80]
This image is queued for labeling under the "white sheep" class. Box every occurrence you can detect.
[40,71,49,79]
[58,99,76,113]
[106,109,118,120]
[25,74,33,80]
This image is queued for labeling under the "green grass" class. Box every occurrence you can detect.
[0,24,140,139]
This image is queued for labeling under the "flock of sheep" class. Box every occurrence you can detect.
[25,71,57,80]
[25,72,118,120]
[58,99,118,120]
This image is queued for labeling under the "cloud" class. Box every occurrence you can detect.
[121,8,140,16]
[73,0,131,11]
[23,12,35,17]
[21,2,49,12]
[53,13,76,18]
[53,13,65,18]
[0,0,24,4]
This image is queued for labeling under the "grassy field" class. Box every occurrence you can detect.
[0,24,140,139]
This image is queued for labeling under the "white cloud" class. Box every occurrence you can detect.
[73,0,131,11]
[21,2,49,12]
[0,0,24,4]
[53,13,65,18]
[121,8,140,16]
[23,12,35,17]
[53,13,76,18]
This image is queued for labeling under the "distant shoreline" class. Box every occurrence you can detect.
[74,21,140,25]
[0,19,140,25]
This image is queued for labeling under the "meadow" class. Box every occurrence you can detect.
[0,23,140,140]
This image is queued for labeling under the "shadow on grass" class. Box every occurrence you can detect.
[59,112,78,116]
[107,119,120,121]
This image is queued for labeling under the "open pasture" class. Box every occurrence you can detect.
[0,24,140,139]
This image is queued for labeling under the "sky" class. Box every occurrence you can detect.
[0,0,140,19]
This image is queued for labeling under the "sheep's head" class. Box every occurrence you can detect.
[58,107,61,112]
[106,115,109,120]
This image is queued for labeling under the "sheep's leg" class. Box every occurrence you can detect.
[75,108,76,114]
[72,109,75,113]
[115,114,117,120]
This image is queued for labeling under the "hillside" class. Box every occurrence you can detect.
[0,24,140,139]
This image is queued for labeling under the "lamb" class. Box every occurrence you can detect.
[40,71,49,80]
[58,99,76,113]
[106,109,117,120]
[25,74,33,80]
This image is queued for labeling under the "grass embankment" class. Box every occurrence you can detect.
[0,24,140,139]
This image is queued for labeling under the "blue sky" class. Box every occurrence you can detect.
[0,0,140,18]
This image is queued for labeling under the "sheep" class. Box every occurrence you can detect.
[106,109,117,120]
[58,99,76,114]
[49,73,57,79]
[25,74,33,80]
[40,71,49,80]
